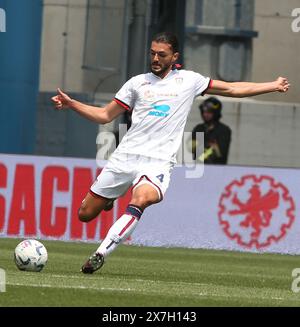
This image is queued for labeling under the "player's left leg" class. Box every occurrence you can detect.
[97,183,160,251]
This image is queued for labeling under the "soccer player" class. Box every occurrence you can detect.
[51,32,290,273]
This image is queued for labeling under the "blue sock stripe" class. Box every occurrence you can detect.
[125,204,143,220]
[128,204,144,214]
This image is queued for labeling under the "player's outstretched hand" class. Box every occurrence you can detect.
[51,88,73,110]
[275,77,290,93]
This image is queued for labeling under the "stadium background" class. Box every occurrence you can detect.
[0,0,300,307]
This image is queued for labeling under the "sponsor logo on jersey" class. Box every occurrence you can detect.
[148,105,171,117]
[144,90,178,102]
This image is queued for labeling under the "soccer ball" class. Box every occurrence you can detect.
[14,239,48,272]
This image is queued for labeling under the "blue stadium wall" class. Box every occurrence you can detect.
[0,0,43,154]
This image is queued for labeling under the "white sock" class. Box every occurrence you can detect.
[97,213,139,257]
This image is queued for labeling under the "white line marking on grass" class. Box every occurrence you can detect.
[6,281,288,302]
[8,272,212,286]
[6,274,290,302]
[7,282,132,292]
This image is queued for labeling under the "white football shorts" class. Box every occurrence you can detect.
[90,153,174,201]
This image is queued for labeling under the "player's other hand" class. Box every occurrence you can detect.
[275,77,290,93]
[51,88,73,110]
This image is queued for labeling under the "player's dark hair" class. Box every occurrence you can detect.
[152,32,179,53]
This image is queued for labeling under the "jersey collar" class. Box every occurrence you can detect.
[150,68,177,80]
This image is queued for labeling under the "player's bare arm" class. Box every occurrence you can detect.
[207,76,290,98]
[51,88,126,124]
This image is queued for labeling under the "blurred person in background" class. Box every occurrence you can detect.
[191,97,231,164]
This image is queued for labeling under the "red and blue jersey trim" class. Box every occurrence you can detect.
[201,79,213,96]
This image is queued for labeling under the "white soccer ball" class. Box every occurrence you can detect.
[14,239,48,272]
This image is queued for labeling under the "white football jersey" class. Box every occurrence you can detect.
[113,69,211,163]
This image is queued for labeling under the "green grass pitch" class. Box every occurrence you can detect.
[0,238,300,307]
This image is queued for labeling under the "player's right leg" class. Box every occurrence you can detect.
[80,154,134,273]
[78,192,113,223]
[78,154,132,222]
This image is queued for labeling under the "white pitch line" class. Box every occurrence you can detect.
[7,282,132,292]
[6,281,289,302]
[7,281,210,298]
[6,273,291,302]
[7,272,211,286]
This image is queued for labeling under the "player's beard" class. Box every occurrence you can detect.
[150,62,172,77]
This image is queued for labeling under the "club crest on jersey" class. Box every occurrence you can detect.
[148,104,170,117]
[143,90,156,102]
[175,77,183,84]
